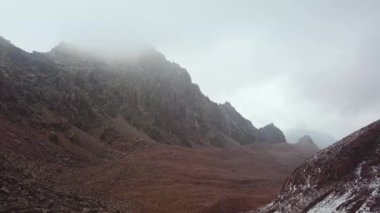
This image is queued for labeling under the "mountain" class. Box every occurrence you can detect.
[252,119,380,212]
[0,36,262,148]
[295,135,319,150]
[258,123,286,144]
[296,135,315,145]
[0,36,318,212]
[286,129,336,148]
[293,135,320,157]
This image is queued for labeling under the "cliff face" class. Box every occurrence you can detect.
[258,123,286,144]
[0,37,262,147]
[252,120,380,213]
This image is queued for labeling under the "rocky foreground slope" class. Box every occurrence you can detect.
[251,120,380,213]
[0,114,115,212]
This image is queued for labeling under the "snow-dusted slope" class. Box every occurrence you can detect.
[250,120,380,213]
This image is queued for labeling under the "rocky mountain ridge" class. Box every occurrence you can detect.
[0,36,271,148]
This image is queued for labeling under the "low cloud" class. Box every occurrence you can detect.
[1,0,380,140]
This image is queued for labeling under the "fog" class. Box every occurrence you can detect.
[1,0,380,142]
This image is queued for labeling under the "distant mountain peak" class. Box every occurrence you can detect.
[286,129,336,148]
[259,123,287,143]
[296,135,315,145]
[294,135,319,153]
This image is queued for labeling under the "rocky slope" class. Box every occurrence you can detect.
[0,113,314,212]
[0,36,263,148]
[258,123,286,144]
[251,119,380,212]
[0,115,114,212]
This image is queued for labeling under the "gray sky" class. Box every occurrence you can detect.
[1,0,380,140]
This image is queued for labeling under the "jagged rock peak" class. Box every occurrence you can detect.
[0,37,29,64]
[219,101,235,111]
[0,36,19,53]
[259,123,287,143]
[0,36,11,45]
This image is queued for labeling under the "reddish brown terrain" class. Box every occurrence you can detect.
[0,113,318,212]
[0,36,319,212]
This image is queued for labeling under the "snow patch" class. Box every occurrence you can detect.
[307,191,352,213]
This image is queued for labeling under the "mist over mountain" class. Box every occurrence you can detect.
[2,1,380,138]
[0,36,266,148]
[1,30,379,212]
[294,135,320,154]
[1,1,379,212]
[286,129,336,148]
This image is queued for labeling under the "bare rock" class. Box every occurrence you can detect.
[258,123,286,143]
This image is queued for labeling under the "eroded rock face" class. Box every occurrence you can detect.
[258,123,286,144]
[252,120,380,213]
[0,37,263,147]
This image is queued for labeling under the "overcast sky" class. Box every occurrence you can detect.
[1,0,380,140]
